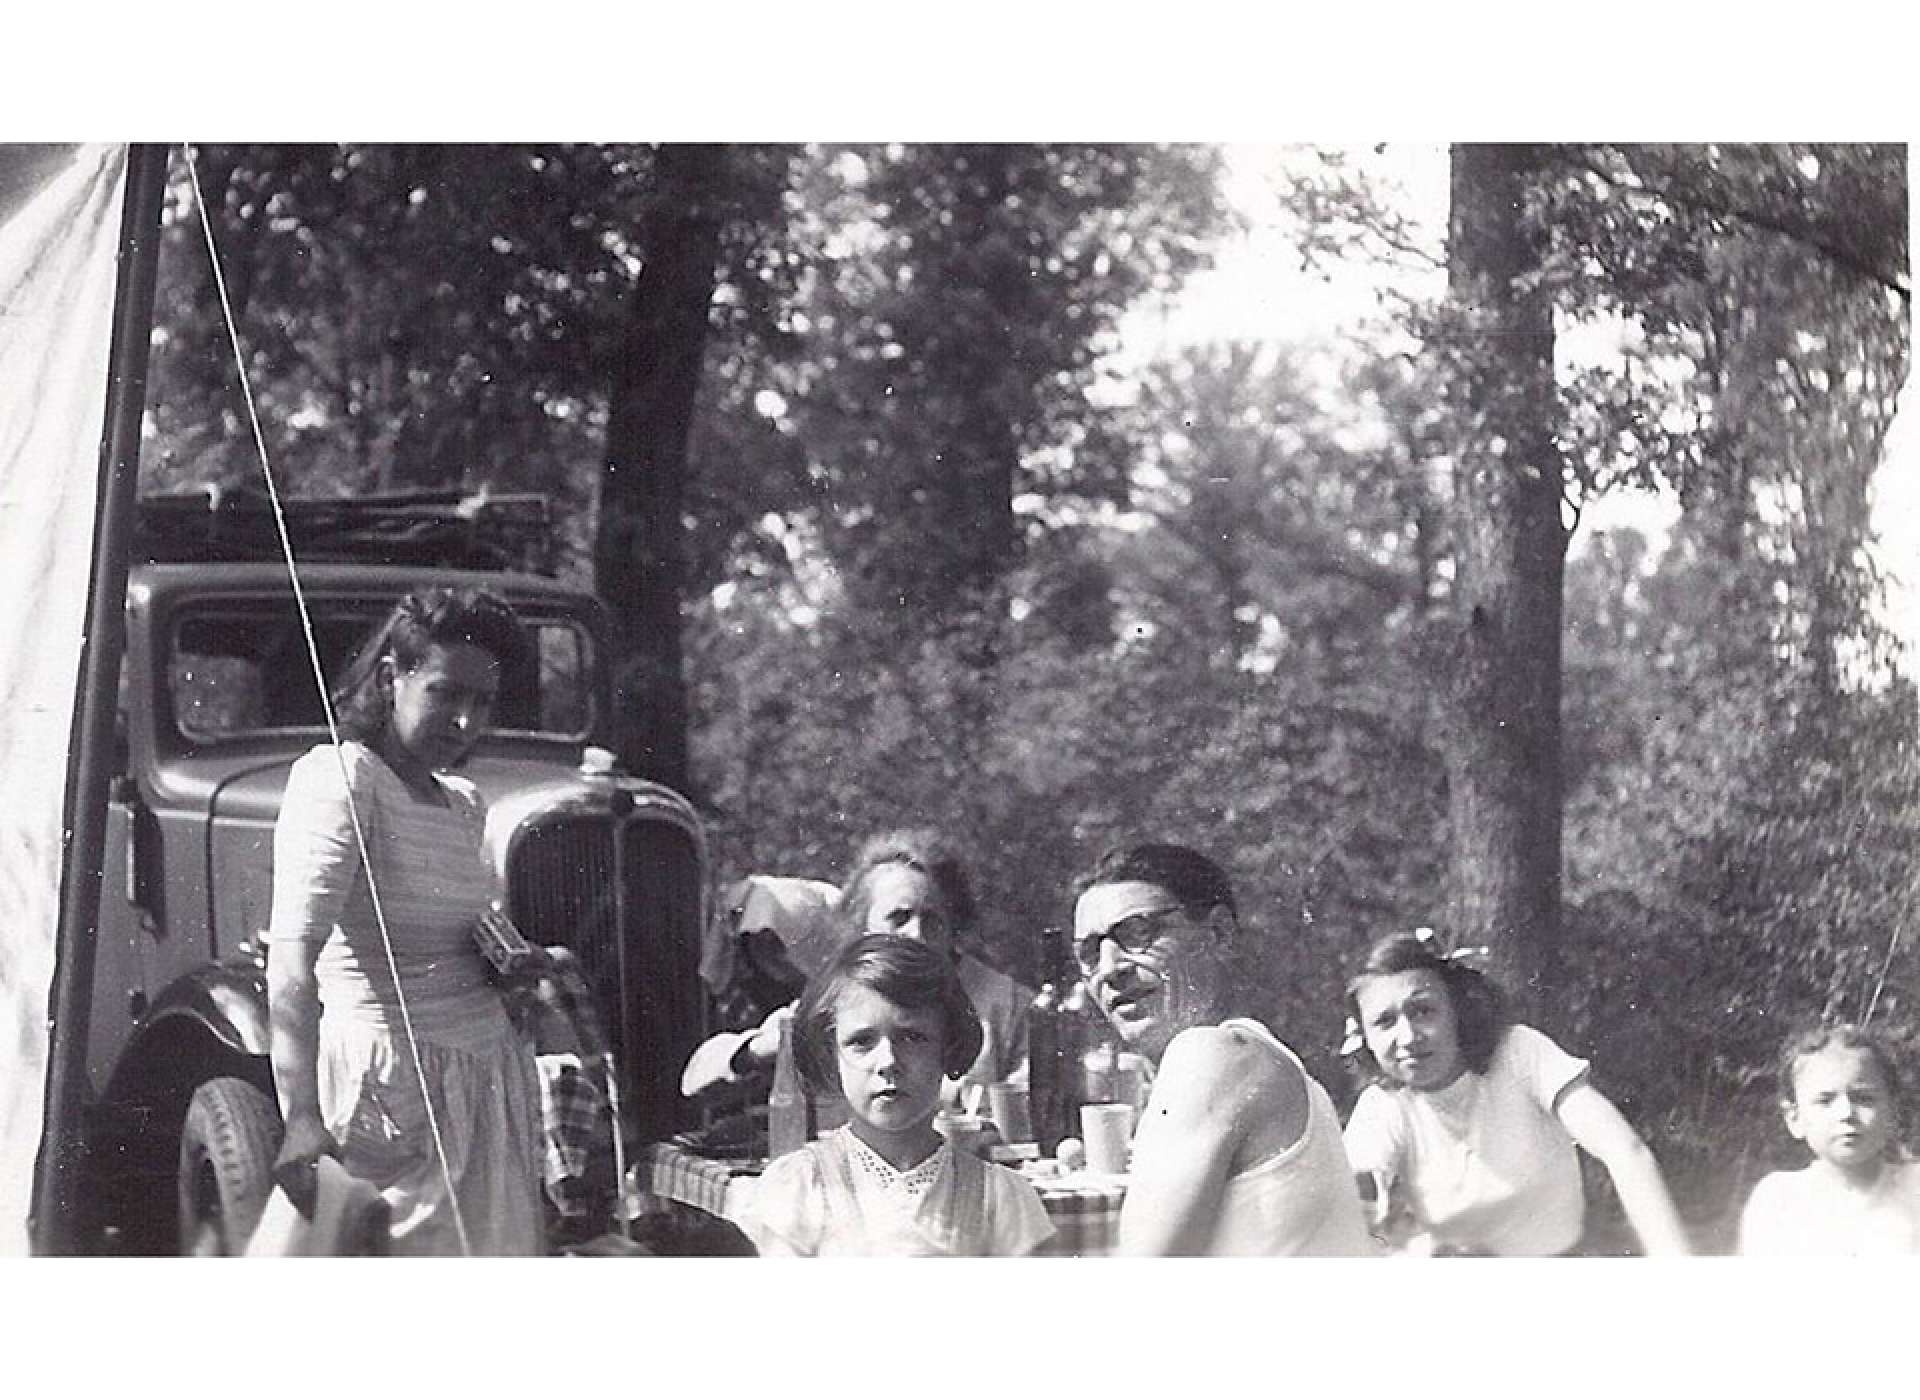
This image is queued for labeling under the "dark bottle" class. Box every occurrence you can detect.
[1029,980,1064,1154]
[1028,926,1092,1154]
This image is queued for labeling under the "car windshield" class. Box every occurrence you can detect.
[167,600,594,745]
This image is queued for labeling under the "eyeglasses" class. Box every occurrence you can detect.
[1073,905,1190,973]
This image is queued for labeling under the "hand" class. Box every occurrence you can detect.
[745,1003,795,1065]
[274,1111,339,1175]
[271,1112,340,1219]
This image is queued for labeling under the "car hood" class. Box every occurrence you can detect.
[200,747,601,825]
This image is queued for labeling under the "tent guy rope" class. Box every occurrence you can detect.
[183,143,475,1257]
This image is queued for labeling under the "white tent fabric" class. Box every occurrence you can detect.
[0,144,128,1254]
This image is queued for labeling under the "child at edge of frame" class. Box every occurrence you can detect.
[1739,1021,1920,1255]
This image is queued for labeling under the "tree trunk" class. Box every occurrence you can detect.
[961,147,1022,600]
[594,144,727,791]
[1442,143,1567,1008]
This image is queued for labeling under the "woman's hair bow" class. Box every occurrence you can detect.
[1415,926,1489,965]
[1340,1015,1364,1057]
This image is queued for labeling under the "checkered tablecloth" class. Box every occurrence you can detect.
[1032,1174,1127,1257]
[636,1145,1127,1255]
[639,1143,766,1220]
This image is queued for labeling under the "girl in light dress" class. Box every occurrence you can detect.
[1340,929,1691,1256]
[1740,1024,1920,1254]
[741,934,1054,1257]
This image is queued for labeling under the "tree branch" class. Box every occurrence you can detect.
[1552,149,1910,304]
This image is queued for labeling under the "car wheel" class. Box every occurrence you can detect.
[177,1077,279,1256]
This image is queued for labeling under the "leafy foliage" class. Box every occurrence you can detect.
[753,144,1236,619]
[151,146,624,506]
[1534,143,1916,1237]
[1271,143,1914,1237]
[1562,525,1920,1244]
[690,340,1450,1090]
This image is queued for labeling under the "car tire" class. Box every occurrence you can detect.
[177,1077,280,1256]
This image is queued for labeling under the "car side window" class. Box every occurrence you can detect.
[170,621,268,740]
[536,625,590,736]
[168,608,594,743]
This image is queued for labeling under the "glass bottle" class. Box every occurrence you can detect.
[766,1014,808,1160]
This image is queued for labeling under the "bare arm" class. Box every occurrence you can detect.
[265,936,335,1168]
[1119,1028,1283,1256]
[1000,980,1031,1087]
[1342,1088,1406,1235]
[680,1004,793,1097]
[1555,1080,1692,1256]
[265,750,361,1169]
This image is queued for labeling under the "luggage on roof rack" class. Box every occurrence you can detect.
[134,486,555,573]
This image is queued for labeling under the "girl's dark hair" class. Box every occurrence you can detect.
[1074,842,1237,921]
[1776,1022,1902,1108]
[332,587,529,743]
[1344,930,1510,1088]
[838,828,978,934]
[793,934,985,1096]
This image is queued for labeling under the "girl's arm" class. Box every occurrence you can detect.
[1554,1081,1692,1256]
[266,936,336,1168]
[679,1004,794,1097]
[734,1151,820,1257]
[988,1168,1056,1257]
[999,974,1031,1086]
[1342,1088,1405,1233]
[264,750,360,1168]
[1735,1173,1785,1255]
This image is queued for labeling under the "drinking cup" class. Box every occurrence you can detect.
[1080,1102,1135,1176]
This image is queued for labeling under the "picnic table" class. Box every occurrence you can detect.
[633,1141,1127,1257]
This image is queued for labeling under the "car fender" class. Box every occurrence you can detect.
[128,954,272,1066]
[93,950,273,1167]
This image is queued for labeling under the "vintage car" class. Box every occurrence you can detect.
[77,490,709,1253]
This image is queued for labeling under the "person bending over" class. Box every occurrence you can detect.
[682,829,1030,1112]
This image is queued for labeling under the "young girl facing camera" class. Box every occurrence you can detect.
[1740,1024,1920,1254]
[740,934,1055,1257]
[1341,930,1690,1256]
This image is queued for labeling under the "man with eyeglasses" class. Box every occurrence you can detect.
[1073,843,1371,1255]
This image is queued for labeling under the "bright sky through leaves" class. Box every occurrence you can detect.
[1138,143,1916,659]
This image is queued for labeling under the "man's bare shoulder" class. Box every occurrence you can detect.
[1160,1023,1306,1105]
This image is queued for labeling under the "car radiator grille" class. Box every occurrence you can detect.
[505,813,703,1147]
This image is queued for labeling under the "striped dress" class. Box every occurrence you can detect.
[269,741,543,1256]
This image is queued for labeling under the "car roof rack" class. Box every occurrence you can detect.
[134,486,556,573]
